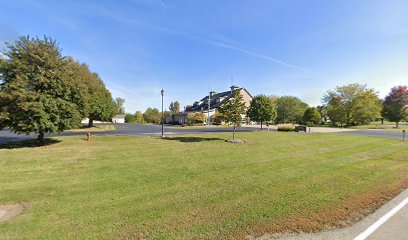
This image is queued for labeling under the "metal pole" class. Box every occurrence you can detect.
[161,89,164,137]
[207,91,211,126]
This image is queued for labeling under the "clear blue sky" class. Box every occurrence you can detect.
[1,0,407,113]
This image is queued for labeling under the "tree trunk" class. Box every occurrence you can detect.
[37,130,45,144]
[260,121,263,130]
[233,125,236,140]
[396,121,399,128]
[88,117,94,128]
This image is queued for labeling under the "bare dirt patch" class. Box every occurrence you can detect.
[0,203,24,223]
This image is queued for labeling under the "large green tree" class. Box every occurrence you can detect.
[247,95,277,130]
[0,36,84,143]
[63,58,116,128]
[382,86,408,128]
[302,107,321,125]
[143,108,161,124]
[276,96,308,123]
[219,90,247,140]
[85,73,117,127]
[322,83,382,127]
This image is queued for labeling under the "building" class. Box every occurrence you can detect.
[112,115,125,123]
[165,85,253,125]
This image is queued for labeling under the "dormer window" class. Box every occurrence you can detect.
[217,97,225,103]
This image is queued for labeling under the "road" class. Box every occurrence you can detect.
[0,124,405,144]
[0,124,257,144]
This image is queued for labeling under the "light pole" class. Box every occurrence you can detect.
[207,91,211,126]
[161,89,164,137]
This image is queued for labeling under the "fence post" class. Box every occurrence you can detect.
[403,130,406,141]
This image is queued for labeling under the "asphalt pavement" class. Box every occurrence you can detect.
[0,123,257,144]
[0,124,406,144]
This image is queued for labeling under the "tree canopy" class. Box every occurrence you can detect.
[219,90,247,140]
[0,36,81,142]
[187,112,206,124]
[322,83,382,127]
[134,111,144,123]
[382,86,408,127]
[247,95,277,129]
[0,36,115,142]
[169,101,180,113]
[302,107,321,125]
[276,96,308,123]
[143,108,161,124]
[115,97,126,115]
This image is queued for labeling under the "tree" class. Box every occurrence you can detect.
[302,107,321,125]
[322,84,382,127]
[187,112,206,124]
[382,86,408,128]
[276,96,308,123]
[169,101,180,113]
[125,113,135,123]
[68,58,117,127]
[0,36,84,143]
[218,90,247,140]
[316,105,328,124]
[85,73,117,127]
[143,108,161,124]
[247,95,277,130]
[134,111,144,123]
[353,91,382,125]
[115,97,125,115]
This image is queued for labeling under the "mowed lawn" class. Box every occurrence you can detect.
[1,132,408,239]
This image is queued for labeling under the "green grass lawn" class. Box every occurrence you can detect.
[66,124,116,132]
[349,121,408,130]
[1,132,408,239]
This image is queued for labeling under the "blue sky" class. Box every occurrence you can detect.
[1,0,408,113]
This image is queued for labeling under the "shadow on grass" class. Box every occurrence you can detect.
[161,136,224,143]
[0,138,61,149]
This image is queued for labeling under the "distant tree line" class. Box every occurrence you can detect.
[125,83,407,129]
[248,83,407,128]
[0,36,118,143]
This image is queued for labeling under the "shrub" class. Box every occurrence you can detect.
[277,124,295,131]
[187,112,206,124]
[212,112,224,125]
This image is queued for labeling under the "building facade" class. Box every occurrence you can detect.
[165,86,252,125]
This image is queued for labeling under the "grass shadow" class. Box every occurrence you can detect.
[0,138,61,149]
[161,136,224,143]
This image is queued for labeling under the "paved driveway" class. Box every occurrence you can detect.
[1,125,406,144]
[310,127,405,140]
[0,124,257,144]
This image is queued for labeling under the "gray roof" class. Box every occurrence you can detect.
[186,88,243,112]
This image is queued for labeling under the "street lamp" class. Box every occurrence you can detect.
[161,89,164,137]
